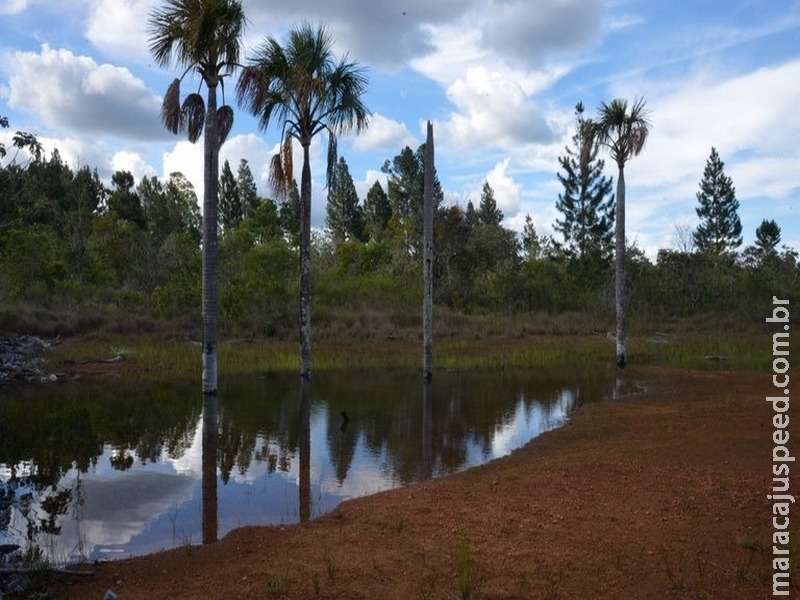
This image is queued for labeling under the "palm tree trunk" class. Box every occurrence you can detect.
[201,391,218,544]
[202,84,220,393]
[614,164,627,369]
[299,142,312,379]
[422,122,434,382]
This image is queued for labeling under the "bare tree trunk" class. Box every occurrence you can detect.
[299,142,312,379]
[615,164,627,369]
[202,84,220,394]
[422,122,434,381]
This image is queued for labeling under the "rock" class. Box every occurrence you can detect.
[0,334,57,386]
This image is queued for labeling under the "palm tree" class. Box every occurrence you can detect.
[148,0,247,395]
[582,98,651,369]
[237,22,370,380]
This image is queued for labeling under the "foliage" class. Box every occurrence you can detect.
[693,147,742,257]
[582,97,651,368]
[237,21,371,378]
[326,156,366,245]
[0,127,797,349]
[554,102,615,272]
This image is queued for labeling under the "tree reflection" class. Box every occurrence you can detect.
[298,379,310,523]
[202,392,218,545]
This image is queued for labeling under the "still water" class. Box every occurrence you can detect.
[0,368,614,564]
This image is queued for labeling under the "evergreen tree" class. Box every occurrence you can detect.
[477,181,503,226]
[326,156,365,245]
[464,200,479,230]
[521,213,541,260]
[755,218,781,255]
[108,170,146,229]
[236,159,259,218]
[363,180,391,241]
[554,103,615,263]
[278,179,301,245]
[381,143,443,256]
[693,147,742,256]
[219,159,242,231]
[742,218,781,268]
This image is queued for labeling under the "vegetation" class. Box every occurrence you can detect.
[147,0,247,395]
[693,147,742,257]
[237,22,371,379]
[581,97,652,369]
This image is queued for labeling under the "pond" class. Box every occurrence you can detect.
[0,367,617,565]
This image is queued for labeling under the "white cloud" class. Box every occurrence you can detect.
[0,0,28,15]
[484,158,522,220]
[5,44,164,141]
[85,0,156,63]
[353,113,417,152]
[438,66,553,152]
[111,150,157,182]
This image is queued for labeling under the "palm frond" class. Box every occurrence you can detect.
[181,92,205,143]
[217,105,234,146]
[161,78,182,134]
[281,136,293,190]
[268,153,288,200]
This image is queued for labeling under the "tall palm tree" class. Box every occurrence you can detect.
[582,98,651,369]
[237,22,370,380]
[148,0,247,395]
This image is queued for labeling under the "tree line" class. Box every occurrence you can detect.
[1,116,796,338]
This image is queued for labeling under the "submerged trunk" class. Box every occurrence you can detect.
[422,122,434,381]
[614,163,627,369]
[202,83,220,393]
[299,142,313,379]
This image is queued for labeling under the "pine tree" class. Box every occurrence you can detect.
[325,156,365,245]
[477,181,503,226]
[363,180,391,241]
[693,147,742,256]
[554,102,615,263]
[219,159,242,231]
[236,159,259,219]
[755,219,781,255]
[279,179,301,246]
[743,218,781,268]
[521,213,541,260]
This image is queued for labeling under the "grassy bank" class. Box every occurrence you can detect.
[45,326,781,378]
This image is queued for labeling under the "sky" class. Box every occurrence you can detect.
[1,0,799,257]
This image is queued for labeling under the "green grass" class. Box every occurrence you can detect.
[43,325,781,379]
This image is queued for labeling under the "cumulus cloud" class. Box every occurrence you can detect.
[484,158,522,220]
[243,0,471,70]
[438,66,553,151]
[480,0,603,67]
[85,0,157,63]
[5,44,165,141]
[111,150,157,183]
[353,113,417,152]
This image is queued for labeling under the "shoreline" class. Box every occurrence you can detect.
[52,365,792,599]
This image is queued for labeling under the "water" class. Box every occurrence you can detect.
[0,367,615,564]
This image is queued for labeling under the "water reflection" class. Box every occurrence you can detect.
[0,368,613,564]
[201,393,218,544]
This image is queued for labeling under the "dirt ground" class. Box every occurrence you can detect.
[52,366,794,599]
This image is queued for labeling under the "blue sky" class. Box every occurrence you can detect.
[1,0,799,257]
